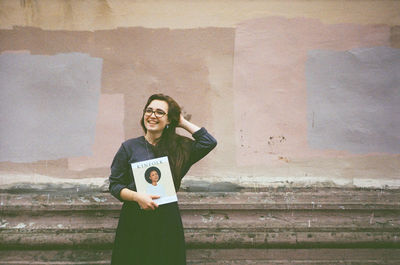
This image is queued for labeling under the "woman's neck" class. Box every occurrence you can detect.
[145,131,162,145]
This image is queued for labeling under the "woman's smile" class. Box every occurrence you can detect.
[145,118,161,130]
[146,119,159,125]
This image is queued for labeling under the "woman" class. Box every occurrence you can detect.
[145,167,166,200]
[109,94,217,265]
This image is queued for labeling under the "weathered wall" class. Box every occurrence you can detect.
[0,0,399,189]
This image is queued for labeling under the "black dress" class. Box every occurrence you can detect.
[109,128,217,265]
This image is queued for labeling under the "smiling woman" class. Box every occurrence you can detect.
[108,93,217,265]
[143,99,170,138]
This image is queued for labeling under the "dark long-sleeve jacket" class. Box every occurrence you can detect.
[109,127,217,202]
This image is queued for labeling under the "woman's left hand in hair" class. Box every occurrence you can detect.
[178,114,186,128]
[178,114,200,134]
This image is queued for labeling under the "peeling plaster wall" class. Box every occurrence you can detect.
[0,0,399,189]
[0,26,234,183]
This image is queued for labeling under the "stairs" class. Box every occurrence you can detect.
[1,187,399,264]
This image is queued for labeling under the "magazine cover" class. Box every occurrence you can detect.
[130,156,177,205]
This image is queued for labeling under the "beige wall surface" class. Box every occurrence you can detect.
[0,0,399,189]
[1,0,400,30]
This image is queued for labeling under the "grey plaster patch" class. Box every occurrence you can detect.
[306,47,400,154]
[181,180,212,192]
[0,53,102,162]
[209,181,244,192]
[182,180,244,192]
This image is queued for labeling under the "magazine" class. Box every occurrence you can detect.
[130,156,177,205]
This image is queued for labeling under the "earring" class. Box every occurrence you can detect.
[166,124,169,129]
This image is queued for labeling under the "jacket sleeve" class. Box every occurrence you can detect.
[189,127,217,165]
[109,144,131,202]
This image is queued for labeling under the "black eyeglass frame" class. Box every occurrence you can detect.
[143,108,167,118]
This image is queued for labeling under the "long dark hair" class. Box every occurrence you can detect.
[140,94,192,191]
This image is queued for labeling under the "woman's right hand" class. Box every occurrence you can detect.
[134,192,160,210]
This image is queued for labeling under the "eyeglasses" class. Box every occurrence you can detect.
[144,108,167,118]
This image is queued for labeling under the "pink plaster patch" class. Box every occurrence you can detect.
[233,17,390,166]
[68,94,125,171]
[1,50,31,54]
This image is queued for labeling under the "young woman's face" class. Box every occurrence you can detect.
[149,170,159,183]
[143,100,170,134]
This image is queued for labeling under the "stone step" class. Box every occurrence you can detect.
[0,249,399,265]
[1,189,399,249]
[0,188,399,263]
[1,188,399,211]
